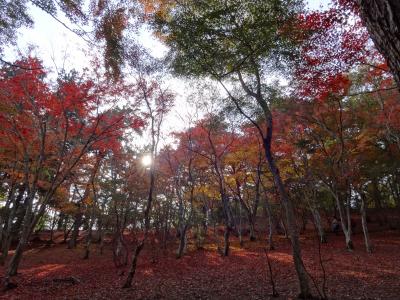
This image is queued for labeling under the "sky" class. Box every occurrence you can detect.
[2,0,329,144]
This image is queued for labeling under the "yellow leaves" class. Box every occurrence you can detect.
[194,185,219,199]
[54,186,68,201]
[83,196,94,206]
[59,202,78,215]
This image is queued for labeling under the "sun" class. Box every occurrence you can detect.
[141,154,152,167]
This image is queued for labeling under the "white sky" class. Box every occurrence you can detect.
[2,0,328,144]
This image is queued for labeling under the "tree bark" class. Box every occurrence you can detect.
[359,192,372,253]
[265,197,275,250]
[1,185,25,265]
[122,241,145,288]
[335,191,354,250]
[5,191,35,277]
[357,0,400,88]
[68,212,83,249]
[176,224,188,259]
[57,212,65,231]
[311,208,327,244]
[223,225,231,256]
[262,127,311,298]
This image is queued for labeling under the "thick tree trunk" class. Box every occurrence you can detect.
[0,185,25,265]
[5,192,35,278]
[223,225,230,257]
[248,214,256,241]
[49,213,58,243]
[68,212,83,249]
[6,226,29,277]
[0,184,17,247]
[371,179,382,209]
[57,212,65,231]
[176,224,188,259]
[357,0,400,88]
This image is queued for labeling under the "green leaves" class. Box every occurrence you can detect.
[155,0,302,79]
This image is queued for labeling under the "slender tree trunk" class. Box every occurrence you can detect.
[263,131,311,298]
[122,140,156,287]
[335,191,354,250]
[262,188,275,250]
[312,208,327,244]
[266,205,275,250]
[238,203,243,247]
[359,192,372,253]
[122,241,145,288]
[345,192,354,249]
[83,215,95,259]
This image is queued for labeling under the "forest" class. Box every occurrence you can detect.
[0,0,400,299]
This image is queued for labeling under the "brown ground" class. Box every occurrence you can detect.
[1,230,399,299]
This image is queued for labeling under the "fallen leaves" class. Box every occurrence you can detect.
[1,230,400,299]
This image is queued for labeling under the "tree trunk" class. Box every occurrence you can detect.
[345,191,354,250]
[333,190,354,250]
[83,215,95,259]
[360,192,372,253]
[265,200,275,250]
[0,185,25,265]
[122,241,145,288]
[5,193,34,278]
[238,203,243,247]
[262,132,311,298]
[0,184,17,248]
[372,179,382,209]
[122,140,156,287]
[248,214,256,242]
[223,225,230,257]
[312,208,327,244]
[176,224,188,259]
[262,187,275,250]
[68,212,83,249]
[357,0,400,88]
[57,212,65,231]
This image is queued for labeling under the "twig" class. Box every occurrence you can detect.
[0,58,43,70]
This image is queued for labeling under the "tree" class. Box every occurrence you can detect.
[0,57,142,286]
[160,126,197,258]
[354,0,400,88]
[154,1,312,297]
[122,76,173,288]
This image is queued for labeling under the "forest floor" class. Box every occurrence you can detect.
[0,230,400,300]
